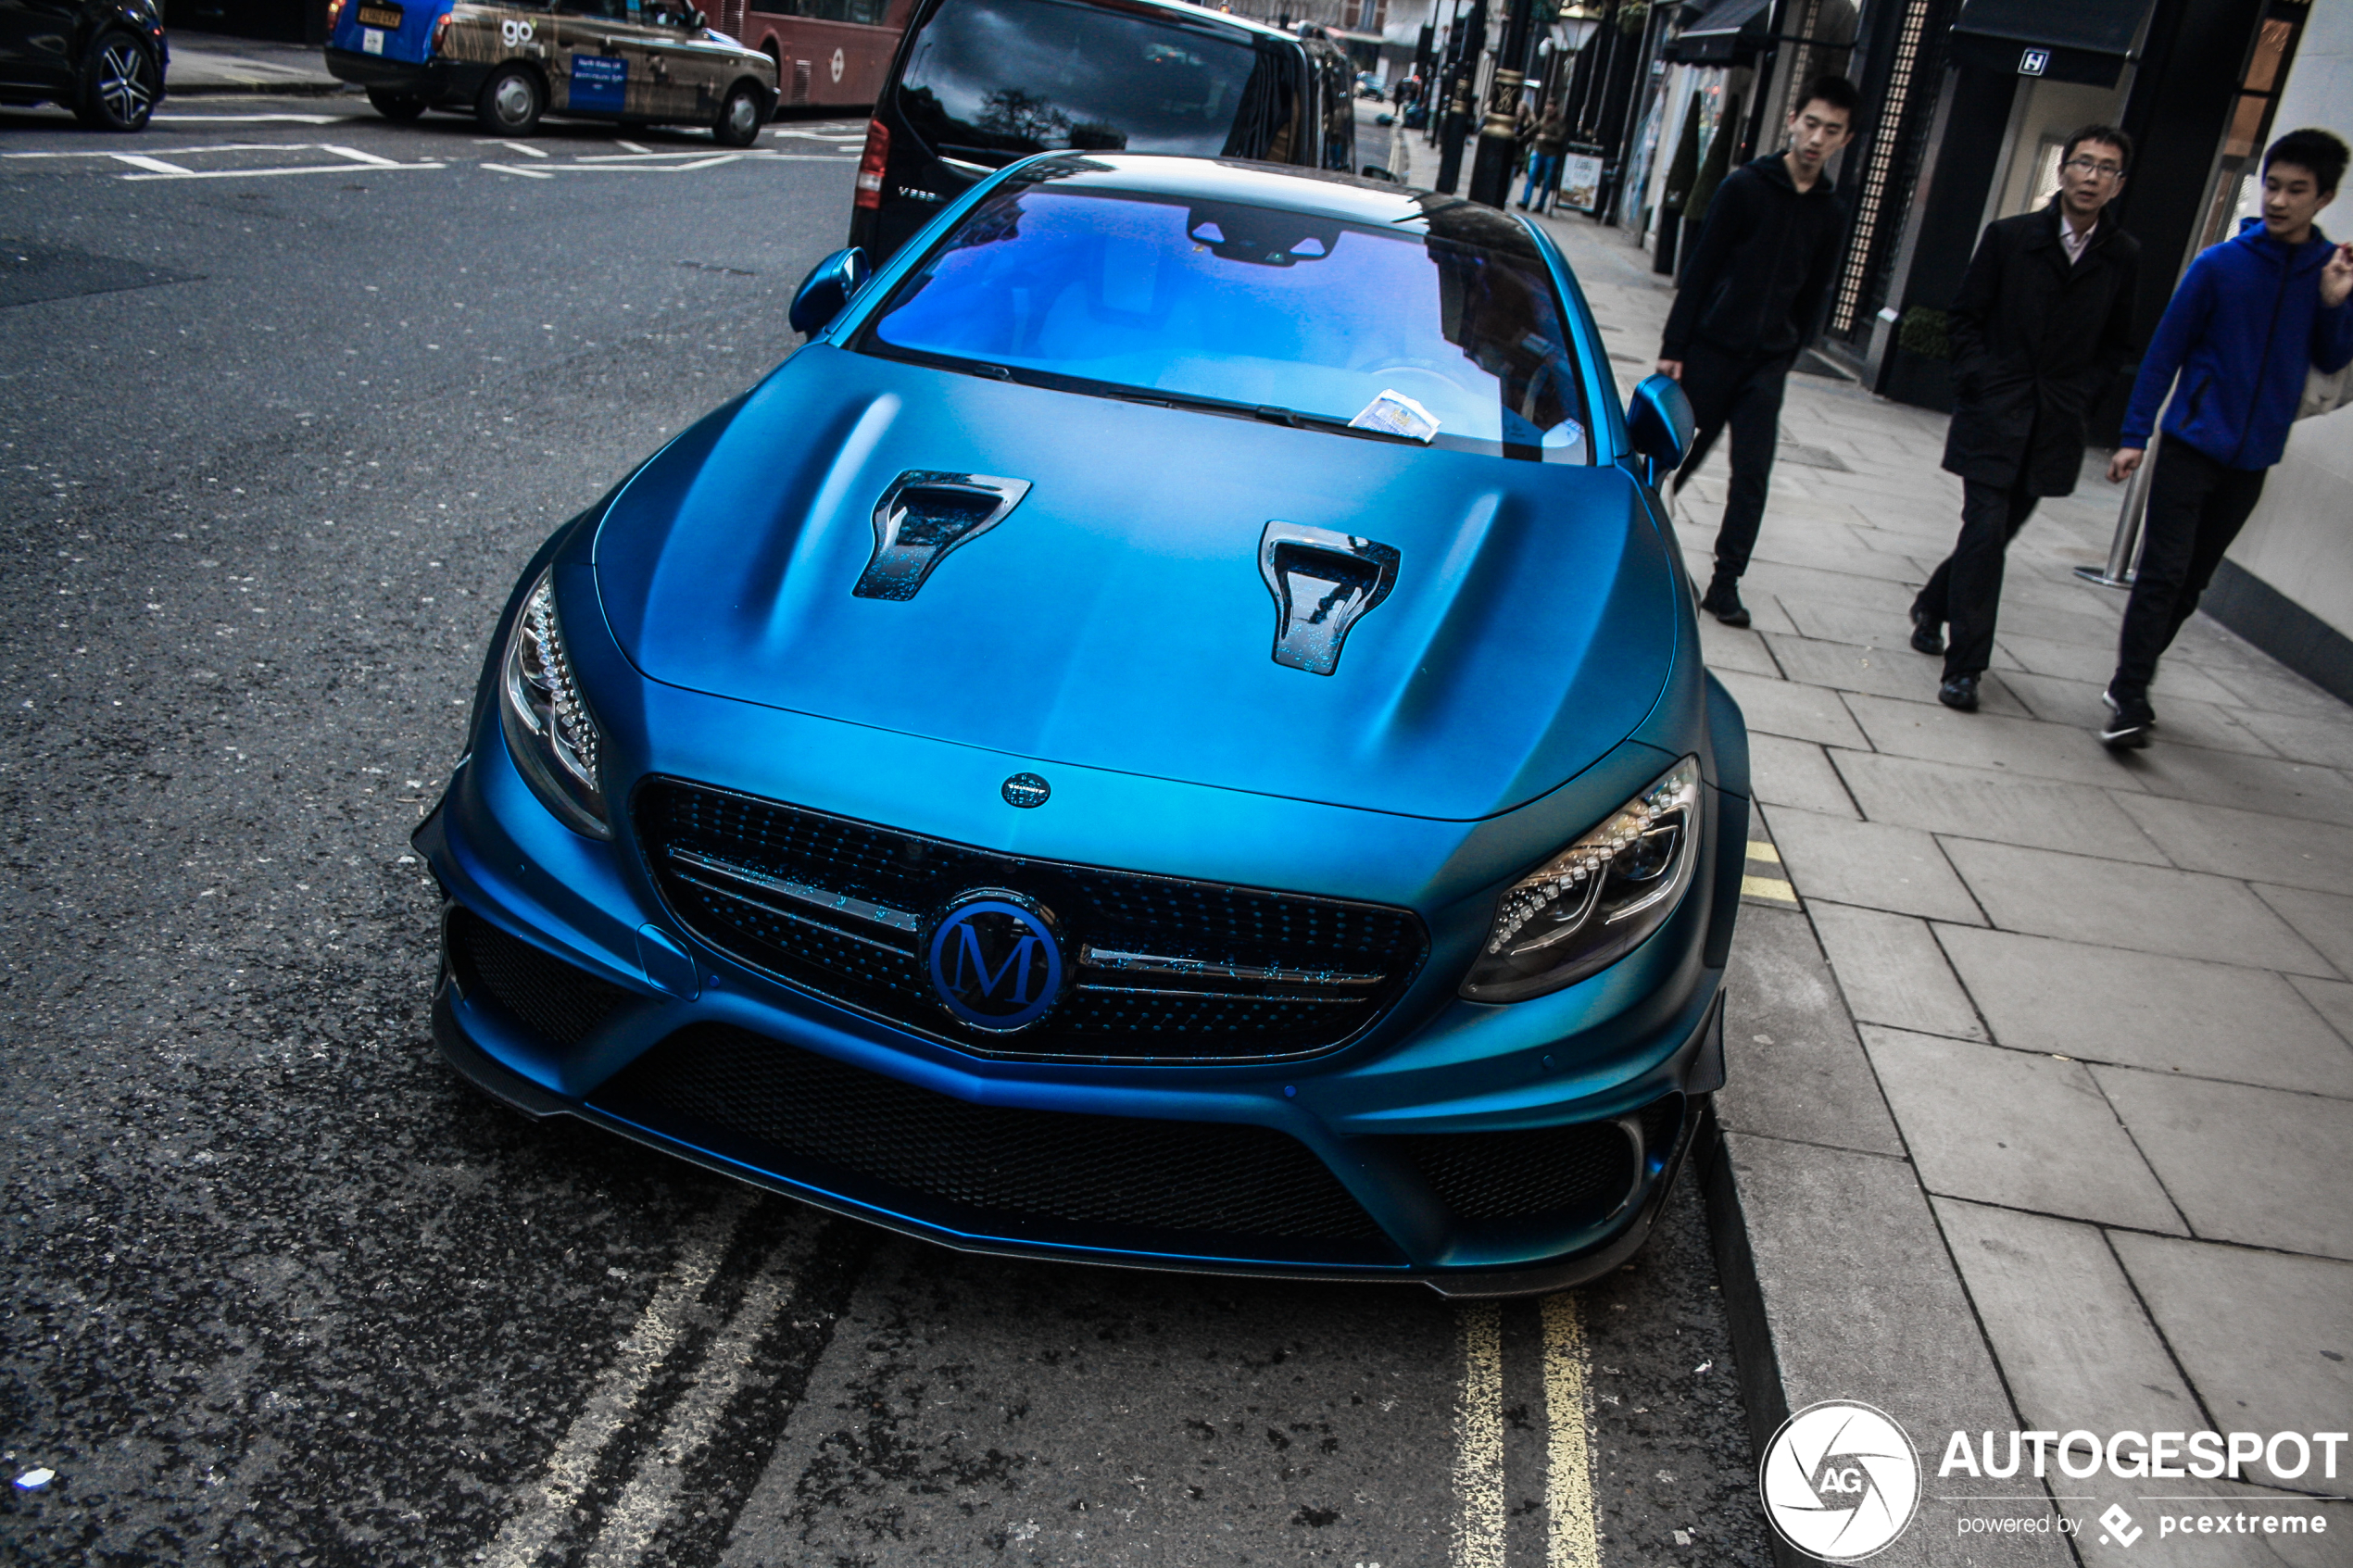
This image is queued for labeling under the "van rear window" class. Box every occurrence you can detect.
[896,0,1265,161]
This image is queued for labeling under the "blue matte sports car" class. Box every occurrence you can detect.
[416,153,1746,1296]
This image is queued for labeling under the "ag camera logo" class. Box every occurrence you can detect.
[1760,1400,1922,1561]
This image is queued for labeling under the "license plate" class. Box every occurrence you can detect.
[361,27,384,51]
[357,3,402,22]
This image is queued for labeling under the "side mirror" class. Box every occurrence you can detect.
[1359,163,1398,182]
[789,245,872,337]
[1627,372,1694,487]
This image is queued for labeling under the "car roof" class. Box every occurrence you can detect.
[1034,0,1301,45]
[1002,154,1547,262]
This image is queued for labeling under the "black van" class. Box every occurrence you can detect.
[849,0,1358,261]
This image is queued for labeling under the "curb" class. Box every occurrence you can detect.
[1693,1100,1806,1568]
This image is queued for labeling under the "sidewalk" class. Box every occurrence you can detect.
[166,30,346,95]
[1537,210,2353,1567]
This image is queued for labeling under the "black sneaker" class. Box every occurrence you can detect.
[1938,674,1979,711]
[1910,607,1944,656]
[1699,578,1751,628]
[2102,685,2158,729]
[2098,688,2154,748]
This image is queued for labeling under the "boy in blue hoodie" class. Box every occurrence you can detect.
[2100,129,2353,747]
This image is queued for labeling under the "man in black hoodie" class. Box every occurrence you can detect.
[1661,74,1856,627]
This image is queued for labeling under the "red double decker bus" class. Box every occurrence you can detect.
[710,0,914,111]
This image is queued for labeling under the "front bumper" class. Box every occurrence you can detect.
[415,686,1742,1293]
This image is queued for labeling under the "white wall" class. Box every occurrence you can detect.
[2224,1,2353,640]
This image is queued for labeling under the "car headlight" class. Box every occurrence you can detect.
[1461,756,1702,1003]
[498,569,610,838]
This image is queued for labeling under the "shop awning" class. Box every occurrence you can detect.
[1665,0,1771,66]
[1946,0,2154,87]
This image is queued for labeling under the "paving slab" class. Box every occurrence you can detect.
[1743,560,1924,609]
[1710,1133,2070,1567]
[2113,792,2353,895]
[1718,904,1906,1158]
[1769,809,1985,923]
[2232,707,2353,770]
[1831,749,2168,864]
[2108,1231,2353,1490]
[2114,744,2353,830]
[2284,974,2353,1058]
[2091,1067,2353,1260]
[1935,925,2353,1095]
[2250,883,2353,978]
[1933,1199,2202,1436]
[1938,838,2334,975]
[1843,693,2146,790]
[1750,734,1862,818]
[1807,901,1985,1040]
[1993,629,2124,687]
[2193,655,2353,720]
[1697,616,1783,677]
[1778,591,1931,647]
[1766,633,2032,710]
[1862,1028,2183,1232]
[1996,669,2277,758]
[1713,669,1867,747]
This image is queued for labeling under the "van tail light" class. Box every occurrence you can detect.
[855,118,888,209]
[431,11,454,52]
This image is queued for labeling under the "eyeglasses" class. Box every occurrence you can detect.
[2063,157,2126,179]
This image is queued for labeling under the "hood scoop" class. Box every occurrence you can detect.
[853,470,1032,601]
[1259,522,1400,675]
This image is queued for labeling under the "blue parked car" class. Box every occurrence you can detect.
[416,153,1743,1295]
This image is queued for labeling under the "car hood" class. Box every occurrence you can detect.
[594,346,1679,822]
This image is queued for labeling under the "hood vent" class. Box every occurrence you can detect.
[853,470,1032,601]
[1259,522,1401,675]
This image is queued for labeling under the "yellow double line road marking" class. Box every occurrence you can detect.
[1742,838,1797,907]
[1454,1297,1602,1567]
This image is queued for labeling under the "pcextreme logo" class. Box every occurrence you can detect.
[1759,1400,1923,1561]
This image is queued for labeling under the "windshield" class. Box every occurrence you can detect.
[895,0,1273,162]
[859,182,1593,461]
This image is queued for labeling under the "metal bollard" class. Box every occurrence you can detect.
[2076,432,2157,589]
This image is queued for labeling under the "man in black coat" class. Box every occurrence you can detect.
[1909,125,2142,709]
[1661,73,1856,627]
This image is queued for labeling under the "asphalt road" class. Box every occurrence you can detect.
[0,97,1773,1567]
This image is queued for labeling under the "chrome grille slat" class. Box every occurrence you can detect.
[635,779,1429,1063]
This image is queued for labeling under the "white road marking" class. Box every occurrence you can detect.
[1541,1294,1603,1568]
[482,161,556,180]
[576,1210,824,1568]
[5,143,281,158]
[118,161,447,182]
[1453,1300,1505,1568]
[480,1191,755,1568]
[321,143,403,167]
[615,139,653,154]
[109,153,194,175]
[496,139,549,157]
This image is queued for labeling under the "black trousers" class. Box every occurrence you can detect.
[2112,441,2268,701]
[1916,469,2040,680]
[1672,343,1796,581]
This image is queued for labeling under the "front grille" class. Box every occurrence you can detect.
[592,1024,1393,1260]
[1387,1094,1683,1224]
[635,779,1428,1063]
[447,907,635,1046]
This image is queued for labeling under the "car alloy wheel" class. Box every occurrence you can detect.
[476,66,544,135]
[79,34,157,132]
[713,82,761,147]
